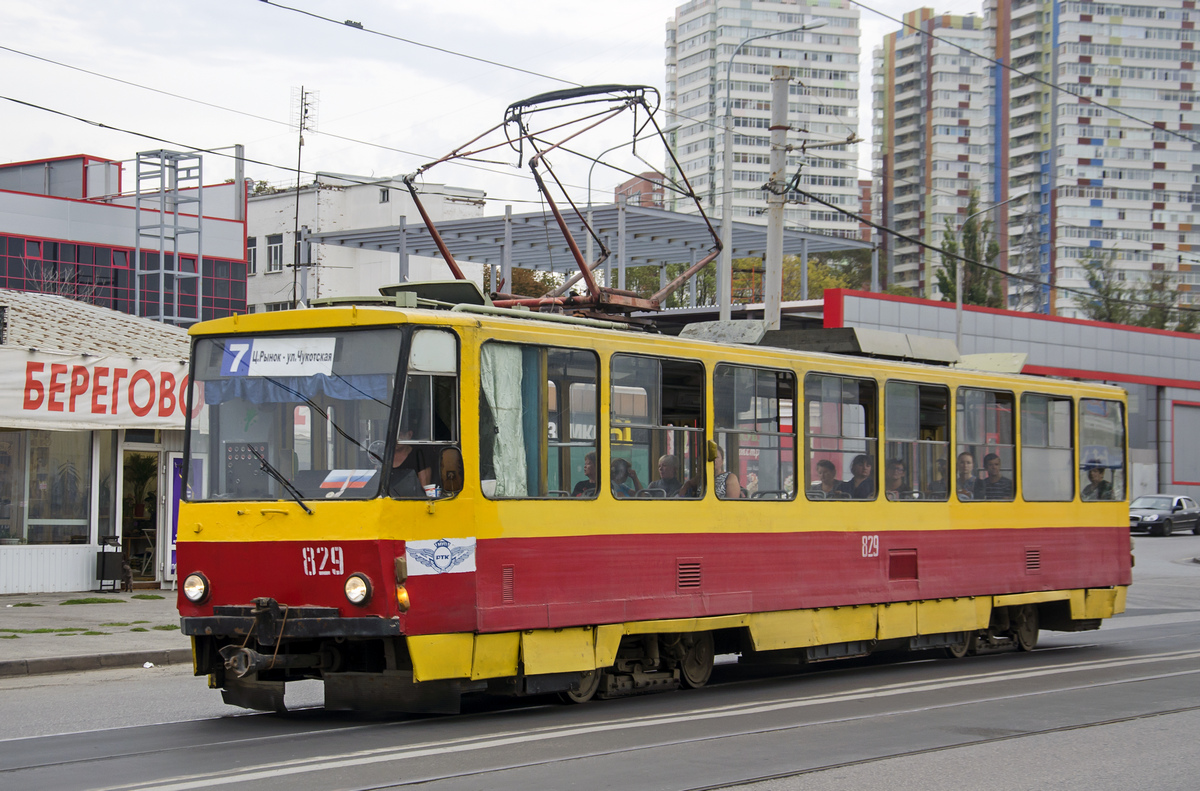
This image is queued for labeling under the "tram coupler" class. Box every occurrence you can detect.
[250,597,285,645]
[218,644,325,678]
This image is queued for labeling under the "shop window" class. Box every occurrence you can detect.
[609,354,705,499]
[956,388,1015,502]
[884,382,950,501]
[805,373,877,500]
[22,431,91,544]
[480,342,597,499]
[1021,393,1074,501]
[1079,398,1125,501]
[714,364,795,500]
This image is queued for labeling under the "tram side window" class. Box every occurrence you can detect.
[393,329,460,499]
[478,342,598,499]
[714,365,795,500]
[804,373,877,501]
[883,382,950,501]
[1079,398,1125,501]
[956,388,1015,502]
[610,354,705,499]
[1021,393,1074,502]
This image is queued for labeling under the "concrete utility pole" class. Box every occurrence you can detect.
[719,20,825,323]
[763,65,790,330]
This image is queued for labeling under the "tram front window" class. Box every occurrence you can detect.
[186,328,404,501]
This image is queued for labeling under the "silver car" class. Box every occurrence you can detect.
[1129,494,1200,536]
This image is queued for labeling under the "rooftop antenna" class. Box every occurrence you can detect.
[290,86,319,307]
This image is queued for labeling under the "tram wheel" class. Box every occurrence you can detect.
[679,632,715,689]
[1012,605,1039,652]
[944,631,976,659]
[559,668,602,704]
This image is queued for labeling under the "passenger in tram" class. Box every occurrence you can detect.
[389,425,431,498]
[884,458,912,500]
[647,454,682,497]
[714,446,742,499]
[440,447,464,495]
[809,459,840,498]
[610,458,643,498]
[973,453,1014,500]
[1082,465,1113,501]
[955,452,978,499]
[837,454,876,500]
[572,451,598,497]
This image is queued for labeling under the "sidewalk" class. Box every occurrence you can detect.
[0,589,191,678]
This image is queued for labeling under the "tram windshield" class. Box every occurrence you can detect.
[186,328,404,502]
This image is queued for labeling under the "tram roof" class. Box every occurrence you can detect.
[305,203,872,273]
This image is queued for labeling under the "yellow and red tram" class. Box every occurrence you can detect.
[177,300,1131,712]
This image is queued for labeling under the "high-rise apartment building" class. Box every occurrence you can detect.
[873,2,1200,315]
[987,0,1199,317]
[873,10,994,295]
[665,0,862,239]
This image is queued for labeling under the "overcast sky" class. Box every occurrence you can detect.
[3,0,940,214]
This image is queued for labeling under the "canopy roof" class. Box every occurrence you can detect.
[306,203,872,273]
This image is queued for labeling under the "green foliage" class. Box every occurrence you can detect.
[935,192,1003,308]
[1078,251,1132,325]
[1077,251,1198,333]
[248,180,289,196]
[504,267,562,298]
[131,594,165,600]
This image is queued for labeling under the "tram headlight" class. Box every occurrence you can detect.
[182,573,209,603]
[345,573,372,606]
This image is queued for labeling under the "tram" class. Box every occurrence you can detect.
[177,86,1129,711]
[176,292,1131,712]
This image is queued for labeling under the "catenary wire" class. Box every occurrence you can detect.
[258,0,582,88]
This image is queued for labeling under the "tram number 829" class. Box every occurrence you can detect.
[862,535,880,558]
[302,546,345,576]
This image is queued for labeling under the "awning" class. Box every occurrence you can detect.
[0,348,189,431]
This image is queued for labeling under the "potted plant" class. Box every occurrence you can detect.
[124,454,157,519]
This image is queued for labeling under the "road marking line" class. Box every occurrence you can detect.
[92,649,1200,791]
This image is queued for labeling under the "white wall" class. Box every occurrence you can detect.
[0,190,246,261]
[246,176,486,309]
[0,545,102,594]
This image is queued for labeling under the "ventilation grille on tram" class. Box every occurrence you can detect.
[502,565,515,602]
[1025,547,1042,574]
[677,560,702,589]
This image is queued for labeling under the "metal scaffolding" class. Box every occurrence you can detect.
[133,150,204,325]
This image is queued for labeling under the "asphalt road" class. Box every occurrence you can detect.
[1,534,1197,791]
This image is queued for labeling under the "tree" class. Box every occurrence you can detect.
[1133,270,1176,330]
[1076,250,1133,325]
[504,267,562,297]
[935,192,1003,308]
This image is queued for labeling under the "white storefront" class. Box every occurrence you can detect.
[0,290,191,594]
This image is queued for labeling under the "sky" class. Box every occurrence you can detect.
[2,0,937,215]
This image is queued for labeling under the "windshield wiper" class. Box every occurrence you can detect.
[246,444,314,515]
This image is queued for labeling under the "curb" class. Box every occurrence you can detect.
[0,648,193,679]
